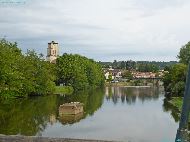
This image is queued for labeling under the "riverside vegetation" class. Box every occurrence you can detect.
[163,41,190,122]
[0,39,104,99]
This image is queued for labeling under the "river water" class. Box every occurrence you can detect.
[0,86,179,142]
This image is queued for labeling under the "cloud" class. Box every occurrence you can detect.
[0,0,190,61]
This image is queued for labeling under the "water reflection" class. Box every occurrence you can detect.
[59,113,84,125]
[105,86,161,105]
[0,88,104,136]
[162,99,181,123]
[0,86,178,142]
[163,99,190,142]
[0,95,57,136]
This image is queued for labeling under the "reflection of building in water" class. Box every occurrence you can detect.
[49,114,57,125]
[59,113,83,125]
[105,87,109,97]
[106,86,161,104]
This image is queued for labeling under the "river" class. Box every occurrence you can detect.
[0,86,179,142]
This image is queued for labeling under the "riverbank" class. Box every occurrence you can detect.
[105,82,130,86]
[0,135,115,142]
[167,97,183,112]
[54,86,74,95]
[105,81,155,87]
[165,97,183,120]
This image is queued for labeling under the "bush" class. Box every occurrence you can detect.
[172,81,185,97]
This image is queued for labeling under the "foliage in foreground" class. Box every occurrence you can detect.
[56,53,105,90]
[0,88,104,135]
[0,39,56,98]
[163,63,187,97]
[163,41,190,97]
[168,97,183,111]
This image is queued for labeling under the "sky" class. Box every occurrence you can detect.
[0,0,190,61]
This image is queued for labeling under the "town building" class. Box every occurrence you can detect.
[103,67,122,80]
[46,41,59,63]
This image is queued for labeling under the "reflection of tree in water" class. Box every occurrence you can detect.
[105,86,161,105]
[163,99,190,141]
[0,95,58,136]
[163,99,190,142]
[121,94,125,103]
[162,98,180,123]
[57,88,105,124]
[0,88,105,136]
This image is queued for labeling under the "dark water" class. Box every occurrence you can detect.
[0,87,179,142]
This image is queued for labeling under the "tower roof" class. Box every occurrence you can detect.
[48,41,58,44]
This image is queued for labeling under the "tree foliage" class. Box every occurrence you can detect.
[0,39,56,98]
[100,60,176,71]
[163,41,190,97]
[122,70,133,79]
[163,63,187,97]
[56,53,105,90]
[137,63,159,72]
[178,41,190,64]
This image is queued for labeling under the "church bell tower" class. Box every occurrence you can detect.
[46,41,59,63]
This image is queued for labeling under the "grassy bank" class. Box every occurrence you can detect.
[54,86,74,95]
[105,82,130,86]
[168,97,183,111]
[168,97,190,130]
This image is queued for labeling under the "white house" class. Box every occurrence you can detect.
[104,67,122,80]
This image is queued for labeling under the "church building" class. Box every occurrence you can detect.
[46,41,59,63]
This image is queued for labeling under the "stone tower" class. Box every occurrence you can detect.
[46,41,59,63]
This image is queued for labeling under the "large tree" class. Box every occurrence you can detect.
[162,40,190,97]
[178,41,190,65]
[56,53,104,90]
[0,39,56,98]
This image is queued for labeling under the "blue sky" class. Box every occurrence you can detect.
[0,0,190,61]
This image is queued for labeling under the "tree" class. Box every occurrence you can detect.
[163,63,187,97]
[122,70,133,80]
[107,74,113,83]
[120,61,126,69]
[178,41,190,65]
[56,54,104,90]
[22,50,56,96]
[137,63,159,72]
[0,39,56,98]
[0,39,24,98]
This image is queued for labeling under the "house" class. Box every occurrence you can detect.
[103,67,122,80]
[132,71,156,79]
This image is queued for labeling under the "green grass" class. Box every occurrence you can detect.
[168,97,190,124]
[54,86,73,95]
[168,97,183,111]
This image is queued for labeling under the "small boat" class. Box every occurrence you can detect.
[59,102,83,115]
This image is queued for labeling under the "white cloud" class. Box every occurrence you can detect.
[0,0,190,61]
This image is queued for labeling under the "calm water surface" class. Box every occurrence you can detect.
[0,86,179,142]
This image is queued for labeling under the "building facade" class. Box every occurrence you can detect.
[46,41,59,63]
